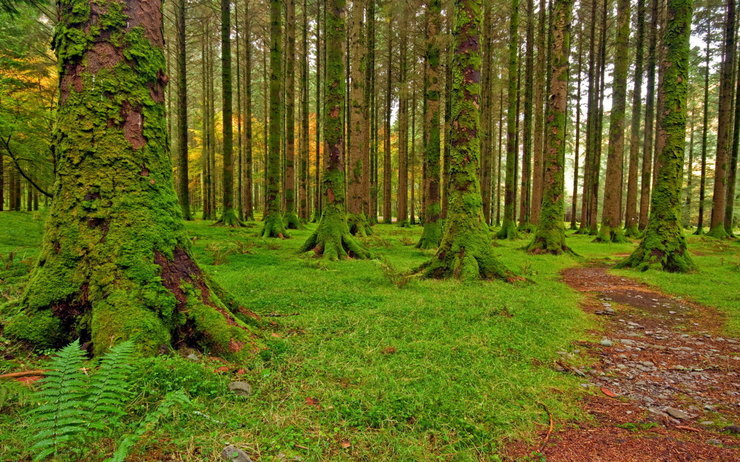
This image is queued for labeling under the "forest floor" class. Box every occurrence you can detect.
[0,211,738,461]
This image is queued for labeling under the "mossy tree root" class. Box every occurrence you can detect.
[215,208,245,227]
[623,224,640,238]
[593,225,629,243]
[299,211,369,260]
[283,211,302,230]
[347,213,373,237]
[416,219,443,249]
[705,224,729,239]
[495,219,520,240]
[261,212,288,238]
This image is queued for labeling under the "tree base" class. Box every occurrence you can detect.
[526,230,575,255]
[518,222,535,233]
[706,224,729,239]
[593,225,628,243]
[299,211,369,260]
[347,213,373,237]
[283,212,302,230]
[6,247,263,359]
[215,208,245,227]
[623,224,639,238]
[261,212,289,238]
[397,220,411,228]
[495,219,520,240]
[416,219,443,249]
[616,237,696,273]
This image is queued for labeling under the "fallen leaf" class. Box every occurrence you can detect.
[340,440,351,449]
[236,368,246,375]
[271,333,281,338]
[305,397,320,407]
[214,366,231,373]
[601,387,618,398]
[381,347,397,355]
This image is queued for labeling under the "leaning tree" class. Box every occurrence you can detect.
[415,0,514,280]
[5,0,262,357]
[618,0,695,272]
[299,0,369,259]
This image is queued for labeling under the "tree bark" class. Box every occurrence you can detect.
[175,0,190,220]
[639,0,659,231]
[618,0,695,272]
[8,0,262,357]
[518,0,535,231]
[530,0,548,225]
[382,10,393,224]
[283,0,300,229]
[624,0,645,236]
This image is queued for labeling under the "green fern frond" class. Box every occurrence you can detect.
[86,341,136,427]
[28,340,88,461]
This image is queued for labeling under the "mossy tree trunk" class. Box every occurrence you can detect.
[527,0,573,254]
[262,0,288,237]
[708,0,736,238]
[639,0,659,231]
[624,0,646,237]
[416,0,514,280]
[216,0,242,227]
[300,0,368,260]
[347,0,371,236]
[7,0,262,358]
[284,0,301,229]
[595,0,630,243]
[725,55,740,234]
[496,0,521,240]
[175,0,190,220]
[417,0,443,249]
[618,0,695,272]
[480,4,493,225]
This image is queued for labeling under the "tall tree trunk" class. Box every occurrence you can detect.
[175,0,190,220]
[347,0,370,235]
[618,0,694,272]
[299,0,310,221]
[417,0,443,249]
[530,0,548,225]
[217,0,241,226]
[383,10,393,224]
[725,54,740,234]
[366,0,377,223]
[0,152,4,211]
[577,0,598,233]
[243,0,254,220]
[624,0,645,236]
[708,0,736,238]
[416,0,513,280]
[283,0,300,228]
[313,0,323,221]
[262,0,288,237]
[570,20,583,230]
[528,0,574,253]
[518,0,535,231]
[587,0,607,235]
[496,0,521,239]
[496,84,504,225]
[695,12,711,234]
[639,0,659,230]
[684,106,695,227]
[300,0,368,259]
[596,0,630,242]
[397,7,409,226]
[480,3,493,224]
[8,0,262,357]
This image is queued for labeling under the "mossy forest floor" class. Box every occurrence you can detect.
[0,211,738,461]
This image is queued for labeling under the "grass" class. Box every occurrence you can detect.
[0,211,737,460]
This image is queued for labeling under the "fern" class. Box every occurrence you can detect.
[86,341,136,432]
[107,390,190,462]
[28,340,89,461]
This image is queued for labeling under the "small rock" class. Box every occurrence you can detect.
[221,445,253,462]
[706,439,722,446]
[669,311,676,315]
[228,381,253,396]
[186,353,200,361]
[722,425,740,435]
[600,339,614,347]
[665,407,690,420]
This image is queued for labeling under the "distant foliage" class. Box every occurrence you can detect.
[26,340,190,461]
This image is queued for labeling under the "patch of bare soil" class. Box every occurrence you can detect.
[505,265,739,461]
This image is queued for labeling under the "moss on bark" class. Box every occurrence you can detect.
[6,0,262,359]
[415,0,514,280]
[618,0,696,272]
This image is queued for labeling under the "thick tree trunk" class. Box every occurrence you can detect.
[708,0,736,238]
[624,0,645,237]
[528,0,573,254]
[618,0,695,272]
[8,0,262,357]
[596,0,630,243]
[262,0,288,237]
[416,0,514,280]
[496,0,521,240]
[639,0,659,231]
[347,0,371,235]
[300,0,368,260]
[725,57,740,234]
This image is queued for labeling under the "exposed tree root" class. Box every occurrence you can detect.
[299,212,369,260]
[261,212,289,238]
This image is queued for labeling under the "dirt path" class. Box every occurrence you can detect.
[506,265,739,461]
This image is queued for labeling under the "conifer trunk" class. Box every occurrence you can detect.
[397,9,409,226]
[243,0,254,221]
[624,0,645,236]
[383,12,393,224]
[695,15,711,234]
[283,0,300,228]
[9,0,262,357]
[175,0,190,220]
[518,0,535,231]
[639,0,659,231]
[300,0,368,260]
[299,0,310,221]
[416,0,514,280]
[618,0,695,272]
[530,0,547,225]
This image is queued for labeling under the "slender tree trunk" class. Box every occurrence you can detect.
[496,84,504,225]
[530,0,548,225]
[416,0,513,280]
[418,0,443,249]
[624,0,645,236]
[480,3,493,224]
[9,0,262,357]
[282,0,300,228]
[410,75,417,224]
[397,8,409,226]
[577,0,598,233]
[300,0,368,259]
[0,152,4,211]
[243,0,254,220]
[442,4,453,218]
[262,0,288,237]
[695,16,710,234]
[596,0,630,242]
[518,0,535,231]
[383,11,393,224]
[639,0,659,230]
[175,0,190,220]
[588,0,607,235]
[528,0,574,253]
[725,54,740,234]
[496,0,521,239]
[619,0,694,272]
[299,0,310,221]
[708,0,736,238]
[313,0,323,221]
[570,21,583,230]
[684,107,695,228]
[366,0,377,223]
[347,0,370,235]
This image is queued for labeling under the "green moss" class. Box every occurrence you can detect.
[262,212,288,238]
[5,305,64,349]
